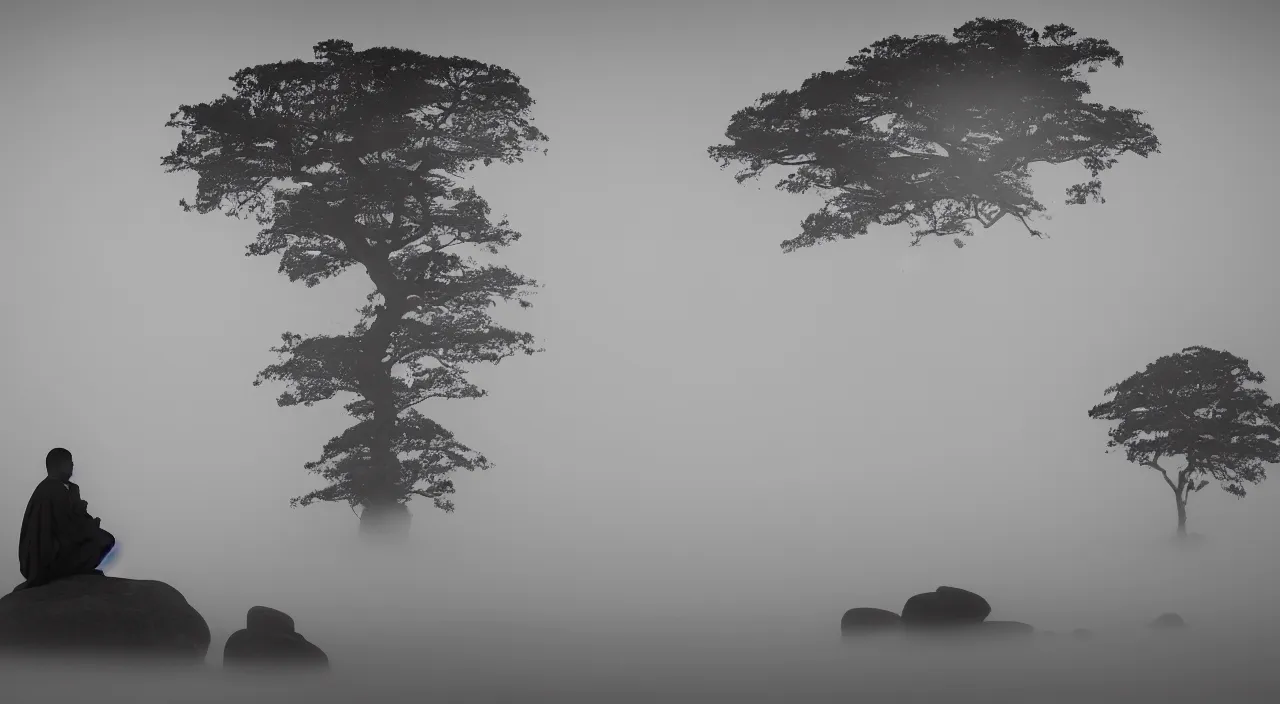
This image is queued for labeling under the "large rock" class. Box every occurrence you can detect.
[840,607,903,635]
[901,586,991,628]
[0,574,210,661]
[223,605,329,669]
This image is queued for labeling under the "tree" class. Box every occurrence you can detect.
[162,39,548,537]
[708,18,1160,252]
[1088,346,1280,538]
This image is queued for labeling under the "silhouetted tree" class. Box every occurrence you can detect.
[162,39,547,537]
[708,18,1160,251]
[1088,347,1280,538]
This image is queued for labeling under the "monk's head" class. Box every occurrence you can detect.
[46,447,73,481]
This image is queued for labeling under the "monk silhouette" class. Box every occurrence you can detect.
[16,448,117,590]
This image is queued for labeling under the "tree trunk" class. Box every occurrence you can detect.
[354,347,403,526]
[359,500,412,541]
[355,283,410,537]
[347,231,431,538]
[1174,492,1188,538]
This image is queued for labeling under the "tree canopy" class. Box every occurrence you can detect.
[162,39,547,519]
[708,18,1160,251]
[1088,346,1280,533]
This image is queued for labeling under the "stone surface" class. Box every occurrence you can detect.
[0,574,210,661]
[840,607,903,635]
[223,605,329,670]
[246,605,295,634]
[901,586,992,628]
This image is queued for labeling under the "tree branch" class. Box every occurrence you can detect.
[1143,454,1179,493]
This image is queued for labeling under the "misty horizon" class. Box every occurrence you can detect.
[2,0,1279,701]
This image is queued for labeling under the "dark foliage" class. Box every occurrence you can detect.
[709,18,1160,251]
[1089,346,1280,531]
[163,40,547,513]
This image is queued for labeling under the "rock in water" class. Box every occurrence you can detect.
[223,605,329,670]
[1149,612,1187,630]
[901,586,992,629]
[0,574,210,662]
[840,607,903,635]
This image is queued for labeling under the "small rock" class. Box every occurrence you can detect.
[247,605,295,634]
[223,606,328,669]
[840,607,902,636]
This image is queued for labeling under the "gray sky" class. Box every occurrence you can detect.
[1,0,1278,654]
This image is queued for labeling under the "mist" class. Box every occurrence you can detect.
[2,0,1280,700]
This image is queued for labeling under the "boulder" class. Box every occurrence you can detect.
[0,574,210,662]
[901,586,991,628]
[1149,612,1186,630]
[247,605,295,634]
[223,605,328,669]
[1072,628,1094,640]
[840,607,903,635]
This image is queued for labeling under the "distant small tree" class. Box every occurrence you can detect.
[162,39,547,538]
[1088,346,1280,538]
[708,17,1160,252]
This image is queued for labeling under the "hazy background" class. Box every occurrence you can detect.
[2,0,1279,698]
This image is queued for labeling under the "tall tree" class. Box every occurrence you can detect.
[708,18,1160,251]
[1088,346,1280,538]
[162,39,548,537]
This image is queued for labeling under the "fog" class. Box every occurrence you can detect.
[2,0,1279,700]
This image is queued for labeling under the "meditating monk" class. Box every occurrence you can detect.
[16,448,117,590]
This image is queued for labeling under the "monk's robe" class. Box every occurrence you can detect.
[18,477,116,589]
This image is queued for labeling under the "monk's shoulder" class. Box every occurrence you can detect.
[28,477,67,502]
